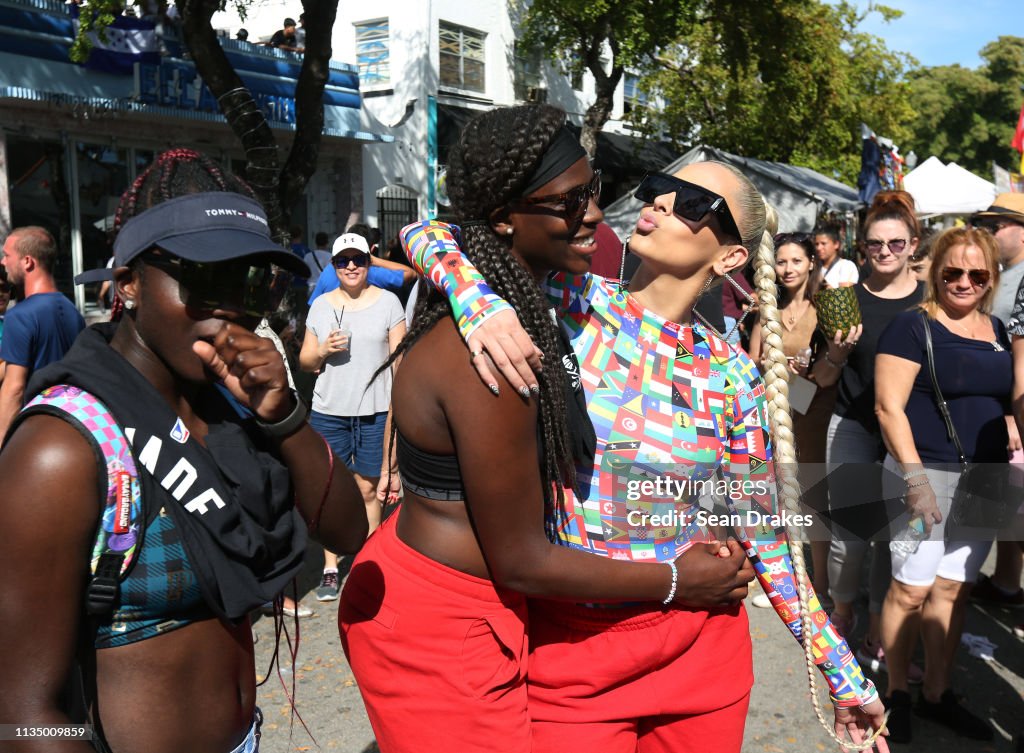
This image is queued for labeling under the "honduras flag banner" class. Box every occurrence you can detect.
[73,12,160,75]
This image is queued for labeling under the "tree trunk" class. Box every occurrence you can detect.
[179,0,338,244]
[44,144,72,281]
[181,0,286,240]
[581,88,615,158]
[279,0,338,215]
[580,29,623,159]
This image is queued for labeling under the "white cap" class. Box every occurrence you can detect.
[332,232,371,257]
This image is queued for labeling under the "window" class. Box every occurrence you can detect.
[439,21,486,93]
[623,73,648,116]
[355,19,390,85]
[513,41,542,101]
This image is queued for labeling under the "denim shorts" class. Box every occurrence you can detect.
[227,708,261,753]
[310,410,388,477]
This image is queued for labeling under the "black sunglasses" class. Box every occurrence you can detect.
[333,254,370,268]
[143,250,292,318]
[972,218,1023,234]
[634,172,743,245]
[513,170,602,236]
[941,266,991,287]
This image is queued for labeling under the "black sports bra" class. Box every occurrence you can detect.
[394,323,596,503]
[395,428,465,501]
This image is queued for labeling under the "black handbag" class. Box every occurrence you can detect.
[920,312,1022,534]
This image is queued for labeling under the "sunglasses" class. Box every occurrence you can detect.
[634,172,743,245]
[940,266,991,287]
[513,170,602,236]
[864,238,908,254]
[143,251,292,318]
[774,232,810,246]
[333,254,370,268]
[972,219,1022,234]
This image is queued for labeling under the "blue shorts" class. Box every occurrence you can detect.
[228,708,261,753]
[310,411,388,478]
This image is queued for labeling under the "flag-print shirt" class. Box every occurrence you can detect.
[401,220,878,708]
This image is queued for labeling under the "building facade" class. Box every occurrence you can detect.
[0,0,388,311]
[216,0,672,247]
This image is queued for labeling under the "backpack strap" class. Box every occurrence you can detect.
[22,385,143,616]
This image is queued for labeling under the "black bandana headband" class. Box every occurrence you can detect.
[520,127,588,196]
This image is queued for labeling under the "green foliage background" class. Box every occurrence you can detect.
[522,0,1023,185]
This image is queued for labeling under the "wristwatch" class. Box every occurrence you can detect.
[256,392,308,438]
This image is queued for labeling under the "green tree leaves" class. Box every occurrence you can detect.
[521,1,1022,186]
[905,36,1024,175]
[636,0,914,184]
[517,0,694,156]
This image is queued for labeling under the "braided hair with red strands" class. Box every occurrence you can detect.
[107,148,312,722]
[108,149,257,321]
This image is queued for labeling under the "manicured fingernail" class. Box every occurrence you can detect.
[489,384,499,395]
[519,386,530,398]
[529,384,539,395]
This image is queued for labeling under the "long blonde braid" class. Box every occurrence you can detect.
[752,207,885,749]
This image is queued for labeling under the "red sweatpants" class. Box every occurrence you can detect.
[338,512,530,753]
[527,599,754,753]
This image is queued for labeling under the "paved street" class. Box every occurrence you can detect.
[253,545,1023,753]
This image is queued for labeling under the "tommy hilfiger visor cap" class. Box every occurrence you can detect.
[75,192,310,283]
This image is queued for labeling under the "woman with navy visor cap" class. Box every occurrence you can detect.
[398,157,889,751]
[0,149,368,753]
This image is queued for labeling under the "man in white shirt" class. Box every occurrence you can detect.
[814,224,858,288]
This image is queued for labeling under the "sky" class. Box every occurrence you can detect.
[848,0,1023,68]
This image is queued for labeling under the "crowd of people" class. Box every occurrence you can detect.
[0,105,1021,753]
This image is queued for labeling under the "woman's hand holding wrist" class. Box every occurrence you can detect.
[670,541,753,607]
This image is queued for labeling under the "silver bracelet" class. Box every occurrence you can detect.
[905,476,931,489]
[824,352,847,369]
[662,560,678,605]
[902,469,927,481]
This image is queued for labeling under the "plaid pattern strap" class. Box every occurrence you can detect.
[25,385,143,581]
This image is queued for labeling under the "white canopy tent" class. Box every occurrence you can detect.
[602,145,861,239]
[902,156,996,217]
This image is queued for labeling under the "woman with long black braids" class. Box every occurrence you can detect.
[0,149,368,753]
[338,105,758,753]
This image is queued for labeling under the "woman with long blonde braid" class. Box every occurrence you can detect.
[400,160,889,752]
[753,216,888,750]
